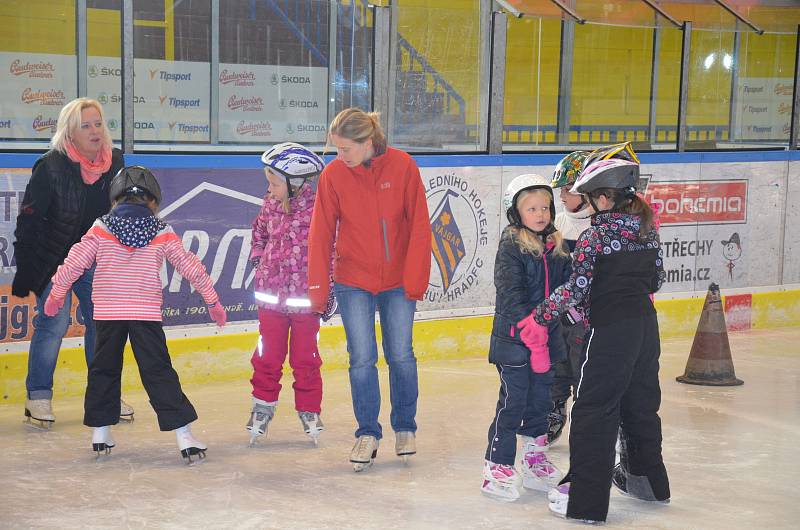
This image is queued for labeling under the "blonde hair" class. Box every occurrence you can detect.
[328,107,387,154]
[50,98,113,154]
[513,189,568,258]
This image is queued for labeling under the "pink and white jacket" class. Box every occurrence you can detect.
[250,184,316,313]
[50,215,219,321]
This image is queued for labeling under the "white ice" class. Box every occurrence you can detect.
[0,328,798,529]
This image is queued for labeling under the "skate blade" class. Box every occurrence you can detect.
[23,415,54,430]
[119,414,134,423]
[248,435,261,447]
[523,476,559,492]
[481,481,520,502]
[181,447,207,465]
[351,449,377,472]
[93,442,114,459]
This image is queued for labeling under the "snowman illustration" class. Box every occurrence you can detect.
[721,232,742,281]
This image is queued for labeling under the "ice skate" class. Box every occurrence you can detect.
[547,399,567,444]
[548,482,605,525]
[24,399,55,429]
[521,434,563,491]
[246,398,277,446]
[481,460,522,502]
[175,423,207,464]
[119,398,135,422]
[298,411,324,445]
[395,431,416,463]
[350,435,379,472]
[92,426,115,459]
[612,463,670,504]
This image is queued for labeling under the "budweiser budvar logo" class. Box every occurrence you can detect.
[32,114,57,133]
[219,69,256,86]
[10,59,55,78]
[235,120,272,137]
[21,88,65,106]
[227,95,263,112]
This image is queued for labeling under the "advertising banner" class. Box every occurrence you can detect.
[217,63,328,143]
[0,159,792,343]
[0,52,77,140]
[732,77,793,141]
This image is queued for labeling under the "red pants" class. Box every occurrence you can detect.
[250,307,322,413]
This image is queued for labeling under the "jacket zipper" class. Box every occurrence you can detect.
[381,218,391,262]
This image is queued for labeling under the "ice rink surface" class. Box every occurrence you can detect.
[1,327,798,529]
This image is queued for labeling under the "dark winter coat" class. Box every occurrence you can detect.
[12,148,124,298]
[489,226,572,366]
[533,212,665,328]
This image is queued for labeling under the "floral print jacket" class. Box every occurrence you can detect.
[533,212,665,327]
[250,184,316,313]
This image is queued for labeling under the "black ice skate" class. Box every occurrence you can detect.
[547,400,567,444]
[24,399,55,429]
[612,463,670,504]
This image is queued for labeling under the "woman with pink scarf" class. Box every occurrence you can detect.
[12,98,131,428]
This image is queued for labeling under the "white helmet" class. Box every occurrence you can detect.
[503,174,555,228]
[570,159,639,195]
[261,142,325,197]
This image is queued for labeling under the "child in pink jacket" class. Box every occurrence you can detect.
[45,166,226,464]
[246,142,328,446]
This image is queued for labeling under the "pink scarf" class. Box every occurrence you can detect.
[65,141,112,185]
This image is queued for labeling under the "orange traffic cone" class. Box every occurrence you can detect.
[676,283,743,386]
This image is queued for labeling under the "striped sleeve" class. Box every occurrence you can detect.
[162,228,219,305]
[50,227,100,301]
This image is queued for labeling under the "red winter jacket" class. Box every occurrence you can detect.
[307,147,432,313]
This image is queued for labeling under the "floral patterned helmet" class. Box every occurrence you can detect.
[551,151,589,189]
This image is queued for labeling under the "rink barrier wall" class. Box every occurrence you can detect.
[2,149,799,403]
[1,289,797,404]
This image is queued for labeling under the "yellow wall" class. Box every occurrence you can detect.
[0,2,798,134]
[503,17,560,130]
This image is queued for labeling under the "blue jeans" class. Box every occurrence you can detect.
[26,267,95,400]
[334,283,418,439]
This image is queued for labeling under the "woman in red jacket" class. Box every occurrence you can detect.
[308,108,432,472]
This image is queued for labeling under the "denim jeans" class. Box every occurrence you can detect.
[26,267,95,400]
[334,283,418,439]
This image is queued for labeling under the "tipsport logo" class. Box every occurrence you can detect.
[424,172,489,303]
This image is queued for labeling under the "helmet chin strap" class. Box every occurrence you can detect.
[518,222,555,241]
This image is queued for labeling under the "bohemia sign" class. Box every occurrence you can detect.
[644,180,748,226]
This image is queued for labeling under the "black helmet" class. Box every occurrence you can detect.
[109,166,162,205]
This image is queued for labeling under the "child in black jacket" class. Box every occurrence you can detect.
[481,174,572,502]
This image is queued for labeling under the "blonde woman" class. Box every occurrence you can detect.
[307,108,431,471]
[12,97,132,427]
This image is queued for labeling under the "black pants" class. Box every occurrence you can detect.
[565,314,669,522]
[551,320,589,403]
[84,320,198,431]
[485,363,554,465]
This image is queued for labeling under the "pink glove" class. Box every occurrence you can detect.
[43,295,65,317]
[516,314,551,373]
[208,302,227,327]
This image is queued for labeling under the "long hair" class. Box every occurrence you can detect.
[590,187,655,238]
[50,98,113,154]
[512,189,569,258]
[327,107,387,154]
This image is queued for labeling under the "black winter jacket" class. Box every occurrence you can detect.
[489,226,573,366]
[12,148,124,298]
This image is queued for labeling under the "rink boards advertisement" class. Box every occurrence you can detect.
[0,52,329,143]
[0,156,797,343]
